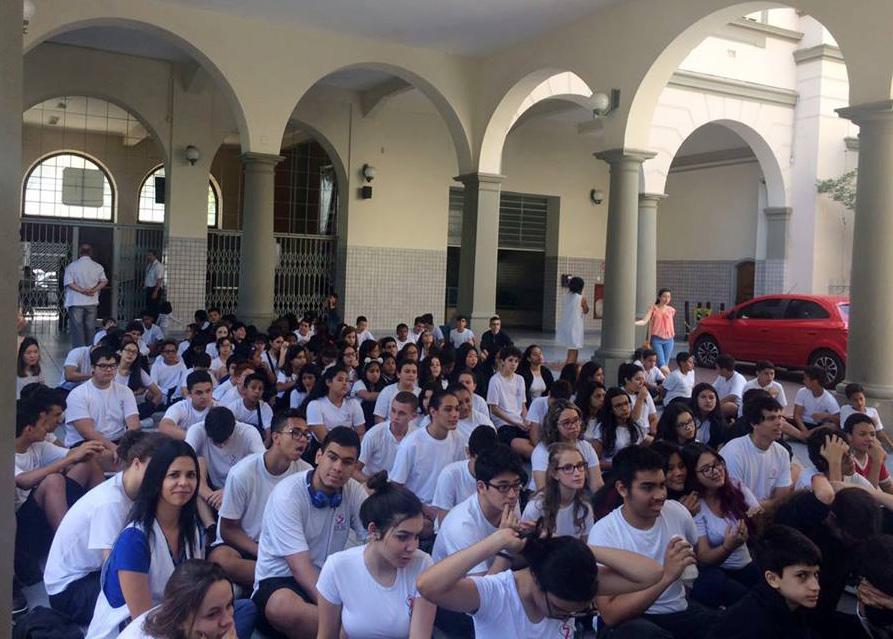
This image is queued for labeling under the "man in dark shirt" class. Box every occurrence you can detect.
[479,315,512,371]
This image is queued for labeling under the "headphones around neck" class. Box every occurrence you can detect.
[306,470,342,509]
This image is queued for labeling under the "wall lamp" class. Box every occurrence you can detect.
[185,145,201,166]
[361,163,376,182]
[23,0,36,34]
[592,89,621,117]
[590,189,605,205]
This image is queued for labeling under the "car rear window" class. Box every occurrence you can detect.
[838,304,849,321]
[784,299,830,320]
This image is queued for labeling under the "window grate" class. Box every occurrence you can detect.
[447,189,548,252]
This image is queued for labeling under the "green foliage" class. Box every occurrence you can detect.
[816,169,857,211]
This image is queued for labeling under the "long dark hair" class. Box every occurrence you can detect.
[598,387,640,455]
[656,402,697,446]
[17,336,40,377]
[680,442,750,526]
[523,534,597,604]
[537,443,590,539]
[120,336,151,392]
[690,382,729,448]
[143,560,232,639]
[127,439,201,557]
[575,380,605,424]
[298,365,347,414]
[282,345,308,377]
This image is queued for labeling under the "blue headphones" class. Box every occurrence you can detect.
[306,470,342,509]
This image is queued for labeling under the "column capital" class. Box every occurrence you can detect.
[453,172,505,189]
[837,100,893,125]
[639,192,668,204]
[240,152,285,167]
[764,206,793,220]
[594,148,657,164]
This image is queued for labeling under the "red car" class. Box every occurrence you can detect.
[688,294,849,386]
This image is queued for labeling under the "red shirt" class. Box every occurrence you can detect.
[853,453,890,482]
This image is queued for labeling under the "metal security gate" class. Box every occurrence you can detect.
[19,219,163,336]
[206,230,335,318]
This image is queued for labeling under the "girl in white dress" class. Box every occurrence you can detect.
[556,277,589,365]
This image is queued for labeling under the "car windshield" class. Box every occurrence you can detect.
[839,303,849,323]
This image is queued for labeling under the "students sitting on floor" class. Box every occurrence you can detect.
[841,383,893,451]
[792,366,841,440]
[226,372,273,445]
[432,425,499,523]
[662,352,696,405]
[353,391,418,482]
[844,412,893,493]
[159,370,216,440]
[150,339,187,405]
[713,354,747,420]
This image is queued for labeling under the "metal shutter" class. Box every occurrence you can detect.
[447,189,547,252]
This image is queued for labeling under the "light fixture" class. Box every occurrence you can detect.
[361,163,376,183]
[590,189,605,205]
[23,0,36,34]
[184,145,201,166]
[592,89,621,117]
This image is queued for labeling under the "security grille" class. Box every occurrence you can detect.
[446,190,548,251]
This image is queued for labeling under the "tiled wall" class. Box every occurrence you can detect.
[755,259,787,297]
[164,236,208,332]
[343,245,448,332]
[546,256,605,333]
[657,260,737,336]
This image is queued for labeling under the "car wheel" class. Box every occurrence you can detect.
[809,349,845,388]
[693,336,720,368]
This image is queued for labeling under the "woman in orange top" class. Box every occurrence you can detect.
[636,288,676,375]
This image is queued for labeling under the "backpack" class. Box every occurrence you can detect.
[13,606,84,639]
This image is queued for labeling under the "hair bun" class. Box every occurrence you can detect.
[366,471,391,493]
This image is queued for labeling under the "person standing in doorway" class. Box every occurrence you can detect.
[144,250,165,315]
[557,276,588,365]
[64,244,108,348]
[637,288,676,375]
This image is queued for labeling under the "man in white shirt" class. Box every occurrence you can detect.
[59,341,104,391]
[453,384,495,443]
[723,395,794,506]
[65,348,140,467]
[713,354,747,419]
[394,323,413,350]
[662,352,696,405]
[354,391,418,481]
[486,346,529,458]
[159,370,216,439]
[431,425,500,522]
[354,316,375,344]
[150,339,188,404]
[589,445,718,638]
[739,360,787,417]
[792,365,841,439]
[140,310,165,356]
[226,372,274,445]
[449,315,475,349]
[185,406,265,528]
[390,389,466,533]
[373,359,420,423]
[63,244,108,348]
[252,427,367,638]
[841,382,893,451]
[144,249,165,315]
[209,410,312,590]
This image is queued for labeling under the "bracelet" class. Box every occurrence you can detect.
[496,551,513,560]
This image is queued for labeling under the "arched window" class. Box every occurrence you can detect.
[138,165,220,227]
[22,152,114,220]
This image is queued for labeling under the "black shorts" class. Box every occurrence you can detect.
[208,542,257,562]
[498,425,530,445]
[252,576,314,637]
[49,570,101,626]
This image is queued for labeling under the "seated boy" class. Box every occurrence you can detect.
[792,366,840,439]
[708,525,821,639]
[844,412,893,494]
[159,370,216,439]
[841,383,893,451]
[713,354,747,420]
[797,426,873,491]
[662,352,696,405]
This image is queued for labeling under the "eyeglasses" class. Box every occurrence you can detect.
[94,363,117,370]
[486,481,523,494]
[676,418,695,429]
[281,429,309,440]
[121,348,139,355]
[557,417,582,429]
[557,462,587,474]
[544,592,597,620]
[697,460,725,475]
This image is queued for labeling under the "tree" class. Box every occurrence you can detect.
[816,169,857,211]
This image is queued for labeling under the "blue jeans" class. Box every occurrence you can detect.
[651,335,674,368]
[68,304,98,348]
[233,598,257,639]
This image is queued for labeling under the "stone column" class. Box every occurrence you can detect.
[837,102,893,408]
[455,172,503,335]
[758,206,792,295]
[636,193,666,317]
[238,152,283,328]
[0,0,21,625]
[594,149,655,372]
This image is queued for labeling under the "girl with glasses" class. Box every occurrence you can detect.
[680,442,761,608]
[118,336,163,419]
[530,400,603,493]
[523,443,594,540]
[656,402,698,447]
[593,387,651,471]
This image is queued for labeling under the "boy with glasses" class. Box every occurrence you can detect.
[208,410,312,590]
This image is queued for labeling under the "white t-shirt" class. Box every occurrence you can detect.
[721,435,793,502]
[456,410,496,443]
[150,358,187,393]
[625,389,657,431]
[794,388,840,425]
[141,324,164,348]
[216,452,311,545]
[389,426,466,504]
[358,421,417,477]
[529,439,599,490]
[644,366,666,386]
[662,370,695,404]
[185,421,265,489]
[471,570,577,639]
[840,404,884,431]
[794,467,874,492]
[713,371,747,405]
[739,378,787,416]
[226,398,273,435]
[373,383,421,420]
[161,400,212,433]
[317,545,433,639]
[253,470,367,589]
[64,380,139,446]
[63,256,107,307]
[213,381,242,405]
[290,389,309,410]
[356,329,375,344]
[449,328,475,349]
[433,495,500,575]
[43,473,130,595]
[486,373,527,427]
[432,460,477,513]
[306,396,365,436]
[60,346,93,390]
[528,372,547,399]
[589,500,697,615]
[525,396,550,428]
[15,441,68,509]
[522,495,594,539]
[115,368,152,392]
[591,420,648,461]
[693,482,759,570]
